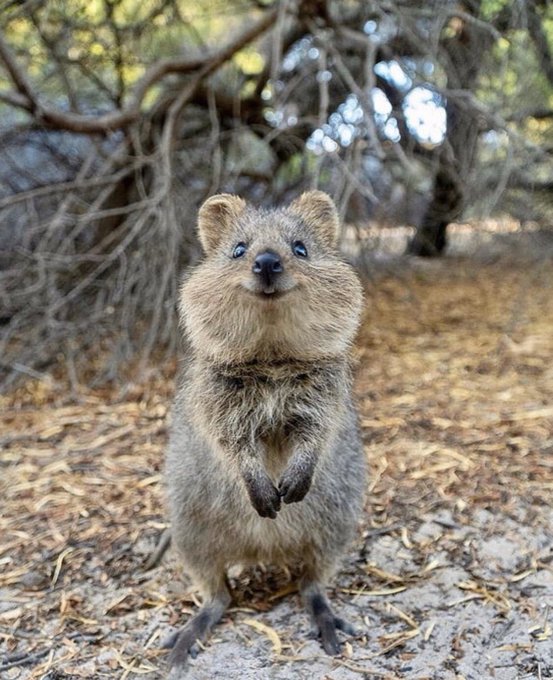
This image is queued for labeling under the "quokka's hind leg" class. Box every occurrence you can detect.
[167,573,231,668]
[300,579,356,656]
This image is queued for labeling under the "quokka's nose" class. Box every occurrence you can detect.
[252,251,283,287]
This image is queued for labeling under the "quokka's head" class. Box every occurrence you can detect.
[180,191,363,363]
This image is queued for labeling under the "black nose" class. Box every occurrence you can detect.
[252,251,283,287]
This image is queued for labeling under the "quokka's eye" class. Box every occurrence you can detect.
[232,242,247,258]
[292,240,308,258]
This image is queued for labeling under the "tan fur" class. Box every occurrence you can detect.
[165,191,367,666]
[197,193,246,255]
[288,190,340,247]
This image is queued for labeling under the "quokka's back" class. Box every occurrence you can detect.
[165,191,366,673]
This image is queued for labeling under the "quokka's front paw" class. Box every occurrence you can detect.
[278,457,314,504]
[244,472,282,518]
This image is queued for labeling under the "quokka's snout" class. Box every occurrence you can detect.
[251,249,283,288]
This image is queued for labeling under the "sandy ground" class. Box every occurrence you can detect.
[166,507,553,680]
[1,230,553,680]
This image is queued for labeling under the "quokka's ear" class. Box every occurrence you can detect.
[288,191,340,248]
[197,194,246,255]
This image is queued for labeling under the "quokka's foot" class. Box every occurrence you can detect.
[317,615,357,655]
[167,616,206,666]
[165,590,230,669]
[302,582,356,656]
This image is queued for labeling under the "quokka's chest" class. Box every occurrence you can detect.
[214,374,319,475]
[215,372,316,425]
[189,360,347,436]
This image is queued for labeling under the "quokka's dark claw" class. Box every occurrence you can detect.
[334,616,357,636]
[244,472,282,518]
[278,467,313,504]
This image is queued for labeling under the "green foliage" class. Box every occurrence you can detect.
[479,25,553,145]
[0,0,262,110]
[480,0,511,21]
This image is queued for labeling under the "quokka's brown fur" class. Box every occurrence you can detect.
[165,191,366,669]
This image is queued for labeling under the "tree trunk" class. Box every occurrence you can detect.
[408,5,492,256]
[407,165,462,256]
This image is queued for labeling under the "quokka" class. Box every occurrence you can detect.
[165,191,366,669]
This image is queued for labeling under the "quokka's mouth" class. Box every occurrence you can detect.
[255,289,290,300]
[241,284,294,300]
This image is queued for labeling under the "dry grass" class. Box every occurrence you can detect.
[1,241,552,679]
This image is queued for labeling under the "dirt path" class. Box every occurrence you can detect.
[1,245,552,679]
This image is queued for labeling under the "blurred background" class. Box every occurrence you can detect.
[0,0,552,386]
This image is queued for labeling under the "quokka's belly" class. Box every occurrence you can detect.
[224,503,327,567]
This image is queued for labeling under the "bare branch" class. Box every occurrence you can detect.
[0,31,35,105]
[0,7,279,133]
[508,107,553,122]
[526,0,553,88]
[0,88,31,110]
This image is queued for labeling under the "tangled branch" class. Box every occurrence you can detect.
[0,7,278,133]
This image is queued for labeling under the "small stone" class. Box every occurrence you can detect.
[19,571,48,590]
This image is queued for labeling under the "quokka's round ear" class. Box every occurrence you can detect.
[288,191,340,248]
[197,194,246,255]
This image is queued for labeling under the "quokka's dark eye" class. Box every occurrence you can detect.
[292,240,308,258]
[232,242,247,258]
